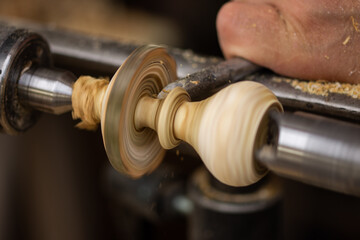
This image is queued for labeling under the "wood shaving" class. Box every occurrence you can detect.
[190,80,199,85]
[343,36,351,45]
[351,16,359,32]
[72,76,109,130]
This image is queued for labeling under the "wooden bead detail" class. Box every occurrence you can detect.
[135,87,191,149]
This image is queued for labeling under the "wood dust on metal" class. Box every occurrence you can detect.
[273,77,360,99]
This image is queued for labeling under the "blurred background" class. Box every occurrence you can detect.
[0,0,225,55]
[0,0,360,240]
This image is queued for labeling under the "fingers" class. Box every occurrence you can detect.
[216,0,360,83]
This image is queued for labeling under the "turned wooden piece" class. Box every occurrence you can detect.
[72,45,283,187]
[134,82,282,186]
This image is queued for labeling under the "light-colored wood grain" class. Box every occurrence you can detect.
[99,46,177,177]
[134,81,283,186]
[73,76,282,186]
[72,46,283,187]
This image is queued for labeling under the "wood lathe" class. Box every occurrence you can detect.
[1,22,360,197]
[71,45,360,196]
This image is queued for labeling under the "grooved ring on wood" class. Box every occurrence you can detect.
[101,45,177,177]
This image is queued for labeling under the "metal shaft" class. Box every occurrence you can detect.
[18,67,75,115]
[0,21,76,134]
[258,112,360,196]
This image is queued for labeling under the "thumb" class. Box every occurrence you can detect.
[217,1,291,67]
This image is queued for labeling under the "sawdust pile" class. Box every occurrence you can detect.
[274,77,360,99]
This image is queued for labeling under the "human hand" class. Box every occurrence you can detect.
[217,0,360,83]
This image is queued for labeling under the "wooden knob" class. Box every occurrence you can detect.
[72,45,283,187]
[134,81,282,186]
